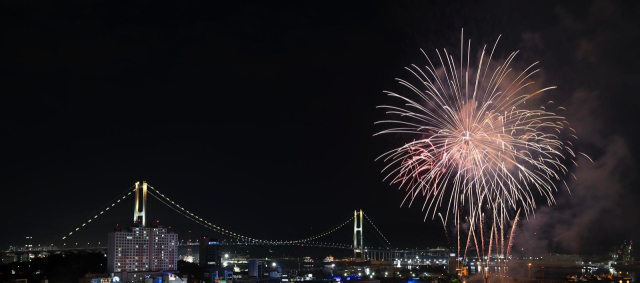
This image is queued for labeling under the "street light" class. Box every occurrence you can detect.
[528,263,532,278]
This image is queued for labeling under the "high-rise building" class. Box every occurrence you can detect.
[107,182,179,273]
[198,236,220,271]
[448,253,458,276]
[248,259,259,278]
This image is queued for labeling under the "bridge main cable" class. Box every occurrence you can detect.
[363,212,392,246]
[52,185,136,242]
[147,184,353,244]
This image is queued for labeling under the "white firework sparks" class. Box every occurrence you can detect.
[376,32,582,221]
[375,31,588,276]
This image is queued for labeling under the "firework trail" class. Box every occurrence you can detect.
[506,209,521,262]
[375,30,587,278]
[438,212,452,246]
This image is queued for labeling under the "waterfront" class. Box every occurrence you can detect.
[466,266,637,282]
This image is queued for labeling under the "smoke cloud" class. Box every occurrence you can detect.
[514,1,640,254]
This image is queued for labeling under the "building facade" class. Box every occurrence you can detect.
[248,259,259,278]
[107,225,178,273]
[198,236,220,271]
[107,182,179,273]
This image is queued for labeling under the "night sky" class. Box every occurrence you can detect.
[2,1,640,255]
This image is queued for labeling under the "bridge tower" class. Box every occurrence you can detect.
[133,181,147,226]
[353,209,364,260]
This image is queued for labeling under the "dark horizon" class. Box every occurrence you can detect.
[2,0,639,256]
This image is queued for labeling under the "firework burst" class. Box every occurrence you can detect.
[376,30,588,277]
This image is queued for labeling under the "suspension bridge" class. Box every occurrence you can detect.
[3,181,451,261]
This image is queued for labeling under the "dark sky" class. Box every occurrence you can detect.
[1,1,639,254]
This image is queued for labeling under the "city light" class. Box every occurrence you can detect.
[11,184,616,283]
[1,7,633,283]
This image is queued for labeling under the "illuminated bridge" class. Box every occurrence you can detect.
[2,181,450,261]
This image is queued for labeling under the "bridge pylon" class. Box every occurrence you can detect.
[353,209,364,260]
[133,181,147,226]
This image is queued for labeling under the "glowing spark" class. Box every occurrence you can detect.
[376,30,584,278]
[376,31,579,223]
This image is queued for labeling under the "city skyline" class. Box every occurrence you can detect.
[2,0,640,256]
